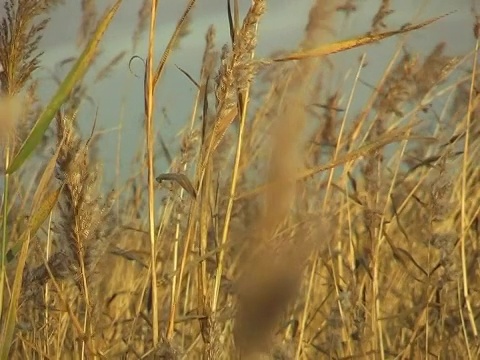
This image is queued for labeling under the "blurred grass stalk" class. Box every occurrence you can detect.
[0,143,10,321]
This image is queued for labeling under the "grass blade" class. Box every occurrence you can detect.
[6,0,122,174]
[272,12,454,62]
[0,186,62,359]
[6,184,63,262]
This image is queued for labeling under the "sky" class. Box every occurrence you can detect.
[3,0,477,185]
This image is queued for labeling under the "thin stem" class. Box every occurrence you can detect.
[211,91,247,313]
[295,255,318,359]
[460,35,479,343]
[146,0,159,346]
[0,143,10,322]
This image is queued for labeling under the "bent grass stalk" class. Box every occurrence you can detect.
[0,144,9,322]
[145,0,159,347]
[460,32,480,349]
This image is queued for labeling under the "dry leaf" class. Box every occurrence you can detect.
[156,172,197,199]
[271,12,454,62]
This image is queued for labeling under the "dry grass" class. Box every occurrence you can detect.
[1,0,480,359]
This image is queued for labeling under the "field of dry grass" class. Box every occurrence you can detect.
[1,0,480,359]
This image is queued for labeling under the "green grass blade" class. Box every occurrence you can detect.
[6,0,123,174]
[6,175,64,263]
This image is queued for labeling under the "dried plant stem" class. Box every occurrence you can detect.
[0,144,9,321]
[295,255,318,359]
[457,280,473,359]
[170,207,180,334]
[168,204,193,340]
[319,62,365,347]
[146,0,159,347]
[211,0,265,314]
[166,120,199,342]
[460,35,479,343]
[211,89,248,313]
[43,212,53,347]
[378,133,411,360]
[169,46,202,343]
[329,58,366,358]
[323,54,366,208]
[115,100,126,219]
[354,32,411,360]
[80,264,90,359]
[166,115,200,343]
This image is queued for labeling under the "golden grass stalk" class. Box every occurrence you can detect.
[145,0,159,347]
[0,186,61,359]
[459,29,480,352]
[270,12,454,62]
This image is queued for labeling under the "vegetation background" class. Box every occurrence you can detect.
[0,0,479,359]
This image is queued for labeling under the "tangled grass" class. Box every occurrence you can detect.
[1,0,479,359]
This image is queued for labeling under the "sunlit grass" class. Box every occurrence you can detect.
[0,0,479,359]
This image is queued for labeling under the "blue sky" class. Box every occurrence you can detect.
[32,0,475,185]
